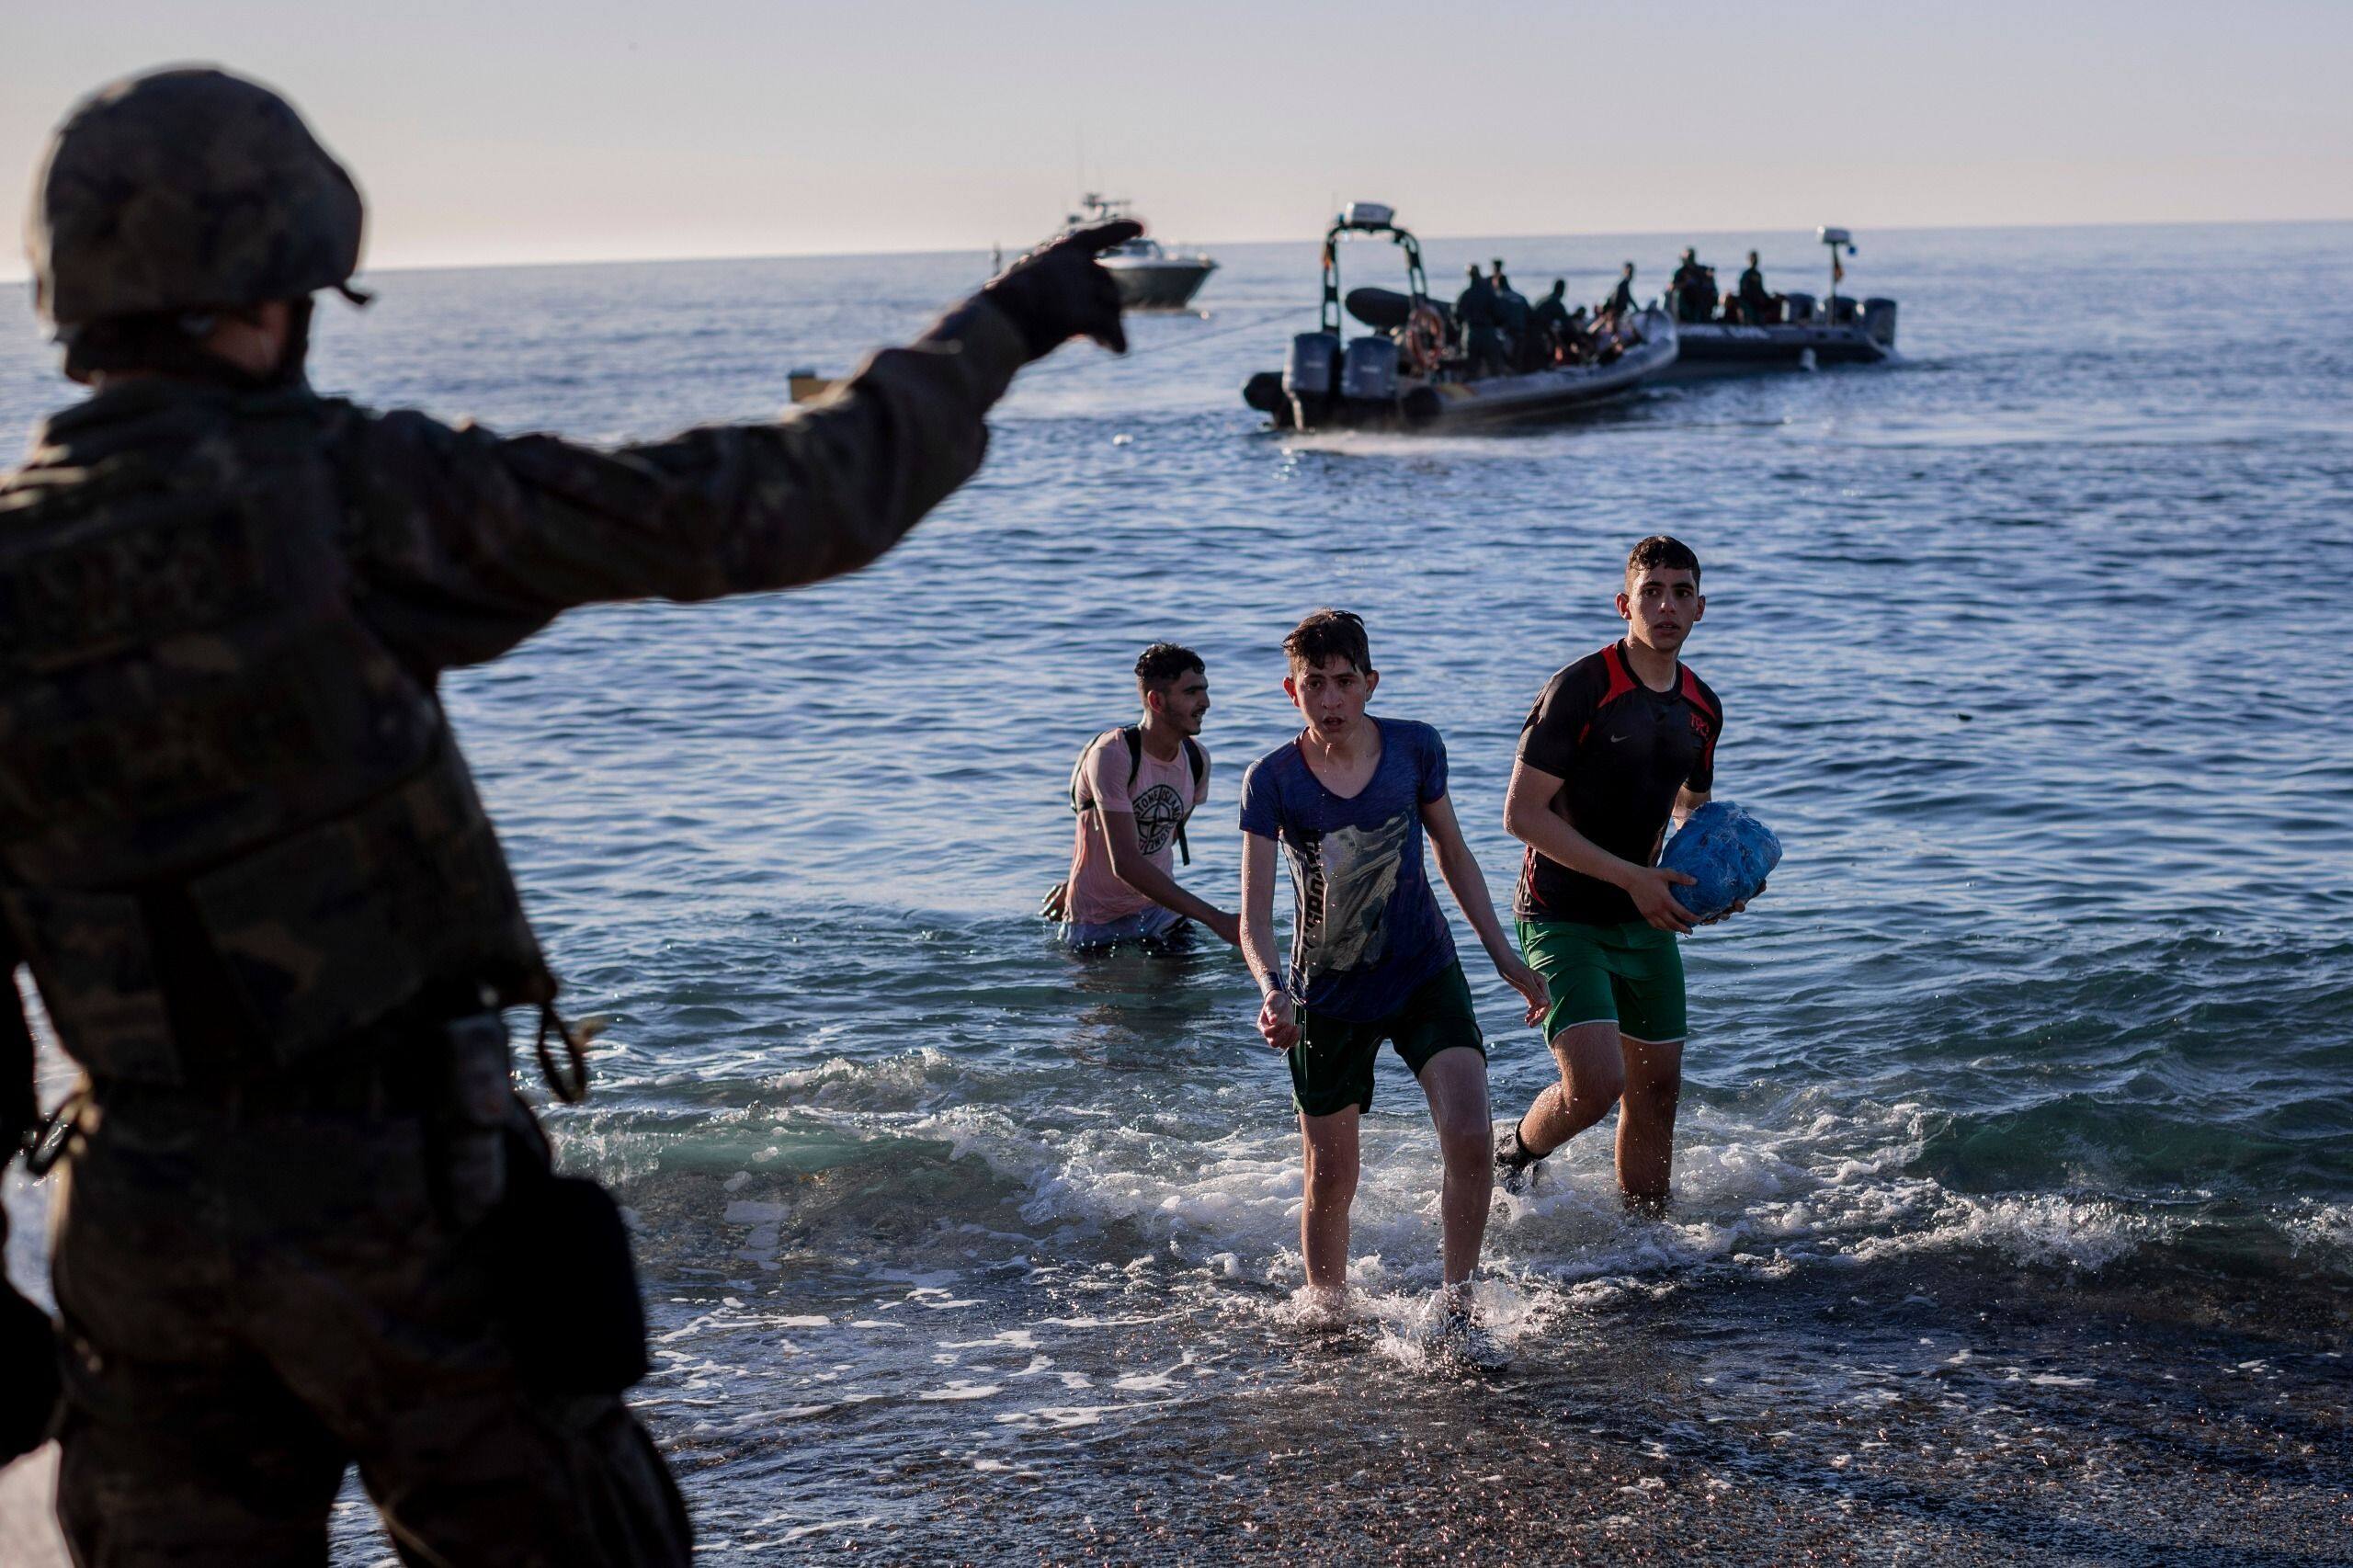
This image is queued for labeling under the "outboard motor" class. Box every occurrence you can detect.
[1862,297,1898,348]
[1783,290,1816,324]
[1827,296,1859,324]
[1340,335,1400,420]
[1283,332,1341,429]
[1242,370,1290,426]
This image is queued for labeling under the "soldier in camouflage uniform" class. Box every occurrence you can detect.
[0,65,1139,1565]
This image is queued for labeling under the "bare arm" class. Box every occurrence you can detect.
[1421,791,1547,1025]
[1419,790,1514,962]
[1502,756,1697,936]
[1239,831,1297,1050]
[1101,810,1238,945]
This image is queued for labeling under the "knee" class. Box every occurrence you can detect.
[1563,1059,1626,1117]
[1436,1111,1489,1162]
[1304,1158,1358,1208]
[1621,1066,1681,1119]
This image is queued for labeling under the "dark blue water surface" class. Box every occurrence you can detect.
[5,222,2349,1561]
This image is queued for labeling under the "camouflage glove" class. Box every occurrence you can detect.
[983,221,1143,360]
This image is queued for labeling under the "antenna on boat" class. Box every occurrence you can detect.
[1818,226,1856,306]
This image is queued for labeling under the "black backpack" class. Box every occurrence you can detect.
[1069,726,1208,865]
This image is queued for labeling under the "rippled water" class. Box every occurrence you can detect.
[4,222,2350,1561]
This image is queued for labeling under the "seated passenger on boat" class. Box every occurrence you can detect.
[1530,281,1592,367]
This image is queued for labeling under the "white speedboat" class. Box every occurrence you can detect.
[1065,194,1218,310]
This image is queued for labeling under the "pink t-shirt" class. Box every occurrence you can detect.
[1064,730,1212,925]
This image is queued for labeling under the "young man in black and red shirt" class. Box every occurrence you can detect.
[1493,536,1750,1208]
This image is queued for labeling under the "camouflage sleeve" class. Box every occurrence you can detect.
[1,942,32,1159]
[344,297,1031,671]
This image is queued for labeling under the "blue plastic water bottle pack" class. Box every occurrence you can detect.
[1658,801,1781,923]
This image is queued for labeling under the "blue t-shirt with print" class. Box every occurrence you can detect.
[1237,716,1457,1022]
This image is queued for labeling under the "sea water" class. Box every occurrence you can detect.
[3,223,2349,1561]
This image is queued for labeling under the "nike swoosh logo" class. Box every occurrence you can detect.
[1608,733,1628,744]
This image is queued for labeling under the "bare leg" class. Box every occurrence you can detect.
[1615,1034,1685,1208]
[1415,1047,1493,1287]
[1514,1020,1626,1158]
[1297,1108,1361,1294]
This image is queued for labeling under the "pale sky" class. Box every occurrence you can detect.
[8,0,2350,274]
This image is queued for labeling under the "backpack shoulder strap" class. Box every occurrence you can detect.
[1071,727,1135,814]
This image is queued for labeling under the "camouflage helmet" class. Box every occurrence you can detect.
[27,66,364,332]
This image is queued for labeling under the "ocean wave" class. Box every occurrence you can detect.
[608,1049,2345,1299]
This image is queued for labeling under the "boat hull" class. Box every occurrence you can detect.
[1657,319,1893,379]
[1245,308,1679,432]
[1108,259,1217,310]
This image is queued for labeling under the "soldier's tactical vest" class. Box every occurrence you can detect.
[0,392,552,1085]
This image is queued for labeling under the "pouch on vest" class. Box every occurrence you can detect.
[488,1125,649,1395]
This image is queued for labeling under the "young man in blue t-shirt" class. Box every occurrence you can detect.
[1237,610,1548,1322]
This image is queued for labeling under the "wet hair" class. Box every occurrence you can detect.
[1134,642,1205,692]
[1282,609,1371,675]
[1626,535,1701,585]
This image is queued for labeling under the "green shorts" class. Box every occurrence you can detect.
[1517,917,1687,1045]
[1289,960,1485,1119]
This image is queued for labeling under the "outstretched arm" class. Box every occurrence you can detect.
[347,298,1031,671]
[349,224,1143,674]
[1421,791,1546,1025]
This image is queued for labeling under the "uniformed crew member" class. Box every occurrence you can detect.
[1669,246,1714,323]
[1453,265,1504,379]
[1604,260,1638,318]
[0,65,1138,1565]
[1735,248,1774,324]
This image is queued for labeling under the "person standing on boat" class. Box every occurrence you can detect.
[1670,248,1714,323]
[1603,261,1638,319]
[1735,250,1775,324]
[1489,261,1531,369]
[1453,265,1504,379]
[1531,280,1574,363]
[1042,643,1240,952]
[1492,537,1753,1212]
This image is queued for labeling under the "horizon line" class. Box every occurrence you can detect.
[3,212,2347,287]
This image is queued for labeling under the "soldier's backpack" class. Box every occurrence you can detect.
[1068,726,1208,865]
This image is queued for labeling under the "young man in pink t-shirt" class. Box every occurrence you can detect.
[1043,643,1242,951]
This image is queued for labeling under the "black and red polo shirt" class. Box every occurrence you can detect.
[1513,641,1722,926]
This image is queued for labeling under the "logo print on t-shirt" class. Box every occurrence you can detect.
[1131,781,1187,857]
[1290,811,1413,980]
